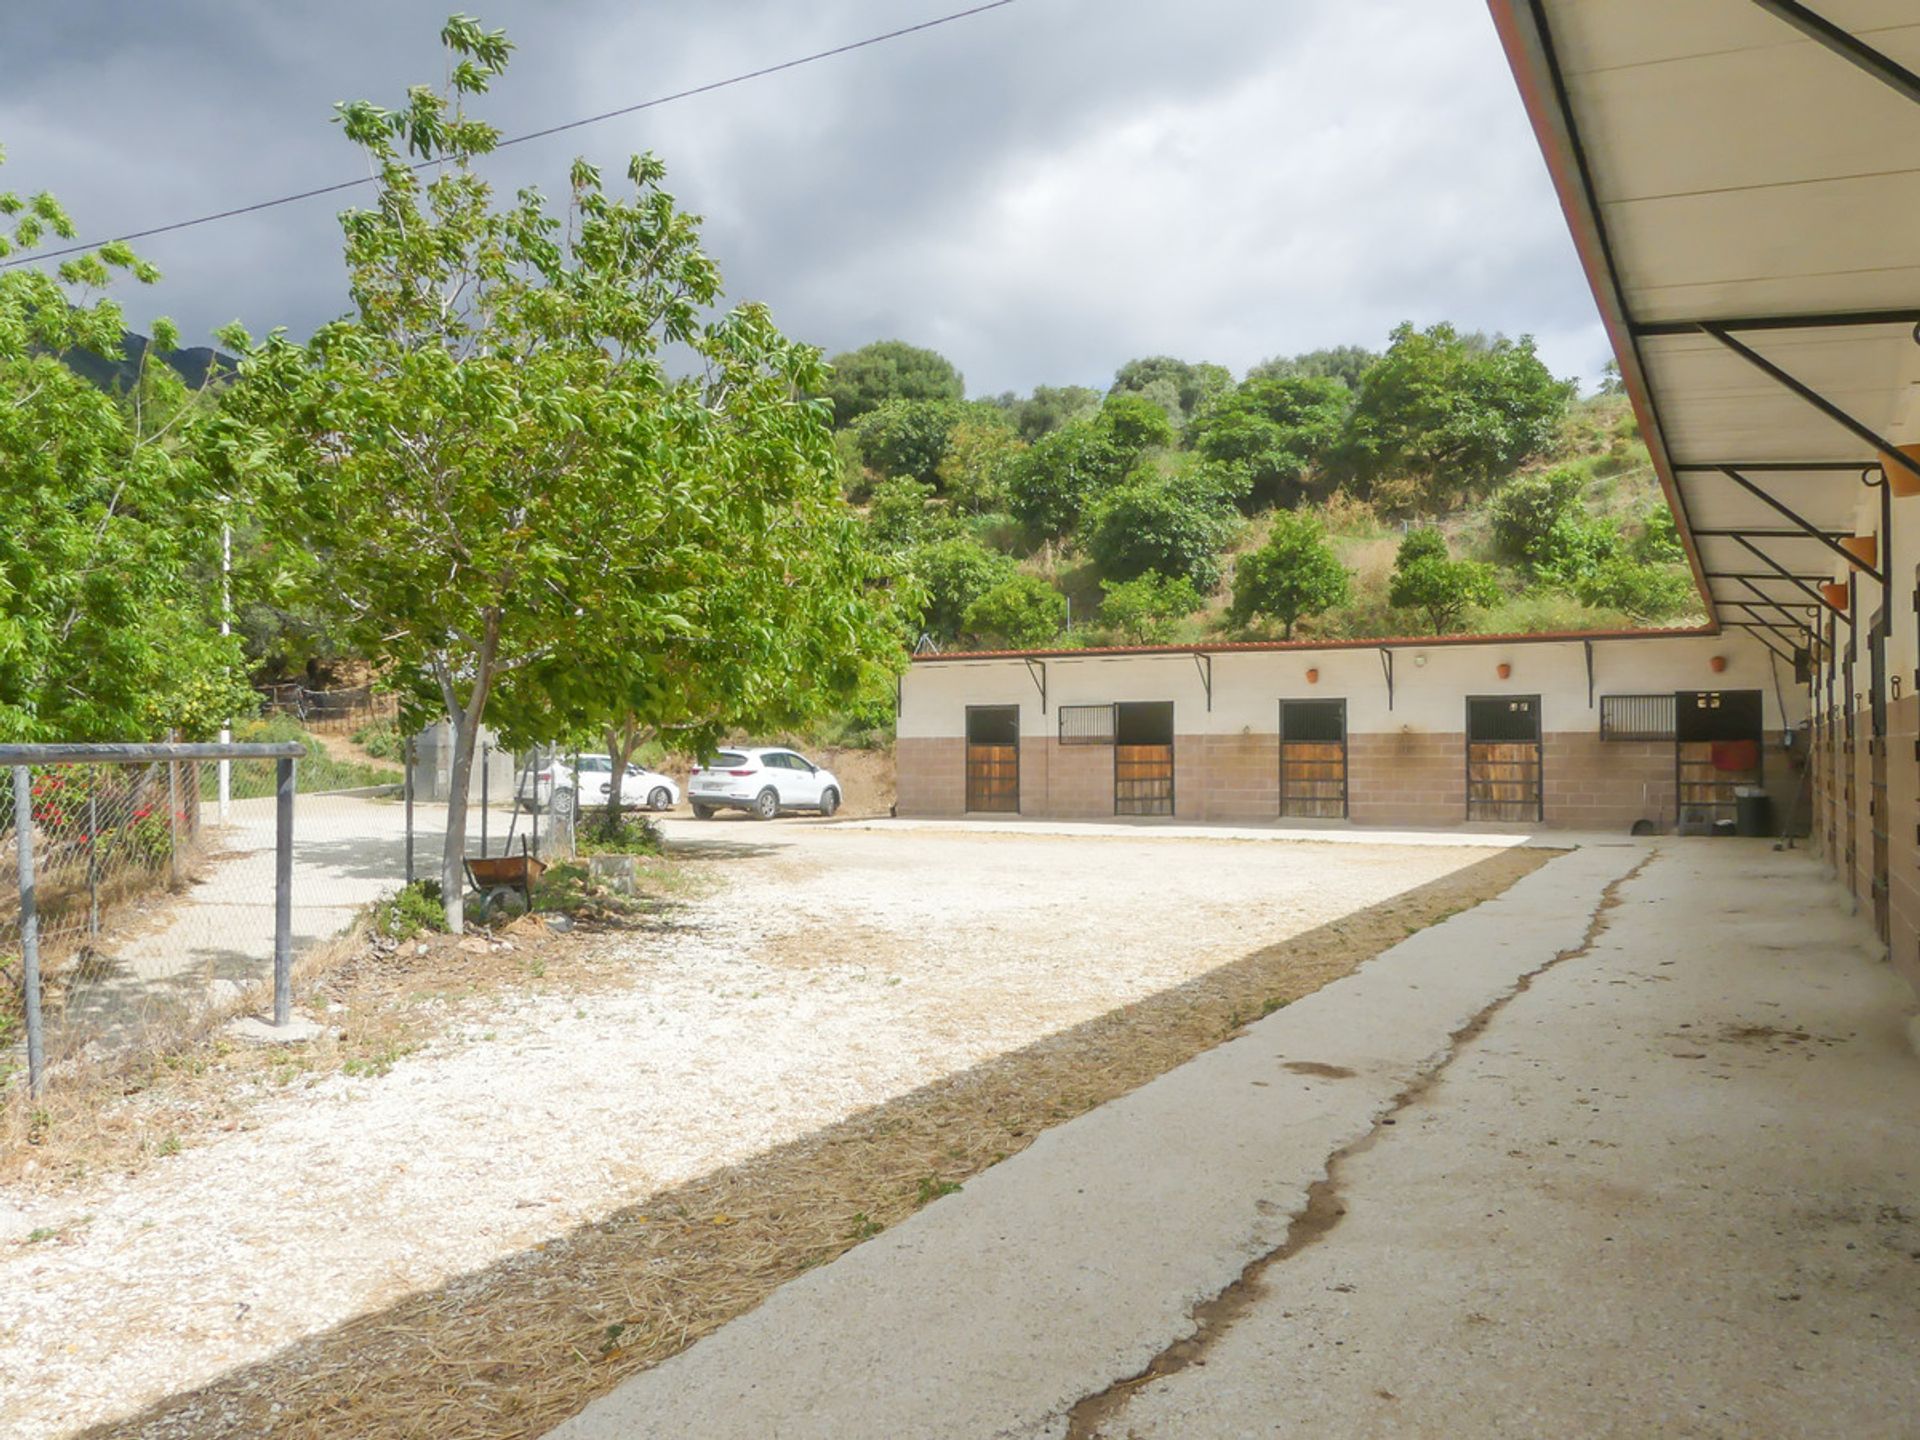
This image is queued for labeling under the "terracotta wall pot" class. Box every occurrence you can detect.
[1496,662,1512,680]
[1305,667,1319,684]
[1880,444,1920,499]
[1710,654,1727,674]
[1820,580,1850,611]
[1840,534,1878,569]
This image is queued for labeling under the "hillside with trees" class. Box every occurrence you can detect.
[827,328,1698,655]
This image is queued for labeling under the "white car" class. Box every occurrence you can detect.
[688,747,842,820]
[519,754,680,812]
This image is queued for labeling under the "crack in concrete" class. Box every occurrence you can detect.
[1062,850,1655,1440]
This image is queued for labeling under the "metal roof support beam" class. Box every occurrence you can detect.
[1722,621,1801,666]
[1691,527,1846,539]
[1748,0,1920,108]
[1672,461,1875,474]
[1637,309,1920,339]
[1732,534,1854,623]
[1704,570,1828,583]
[1731,580,1818,637]
[1698,324,1920,492]
[1192,652,1212,712]
[1716,465,1884,583]
[1379,647,1394,712]
[1024,659,1047,715]
[1584,638,1595,708]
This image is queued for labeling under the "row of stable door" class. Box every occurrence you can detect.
[963,697,1553,820]
[964,691,1767,822]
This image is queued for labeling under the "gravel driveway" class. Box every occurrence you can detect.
[0,820,1516,1438]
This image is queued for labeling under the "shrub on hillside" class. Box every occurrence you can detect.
[1099,572,1204,644]
[1081,468,1238,592]
[1387,527,1501,633]
[1228,511,1350,638]
[962,574,1067,648]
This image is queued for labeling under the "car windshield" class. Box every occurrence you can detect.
[577,756,611,773]
[709,751,748,768]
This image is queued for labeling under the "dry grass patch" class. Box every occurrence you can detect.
[82,845,1552,1440]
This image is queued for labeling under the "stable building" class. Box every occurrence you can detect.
[898,628,1805,832]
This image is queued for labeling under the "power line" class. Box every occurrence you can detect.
[0,0,1020,271]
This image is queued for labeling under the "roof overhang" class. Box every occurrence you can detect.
[1487,0,1920,642]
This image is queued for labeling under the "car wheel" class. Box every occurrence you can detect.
[818,787,840,818]
[692,803,716,820]
[753,787,780,821]
[648,786,671,812]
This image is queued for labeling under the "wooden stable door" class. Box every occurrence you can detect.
[1280,699,1347,818]
[965,706,1019,813]
[1467,696,1542,822]
[1114,701,1175,816]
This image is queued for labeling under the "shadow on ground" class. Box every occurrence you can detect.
[77,847,1547,1440]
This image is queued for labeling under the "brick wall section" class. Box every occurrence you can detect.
[1190,733,1282,821]
[1541,733,1671,830]
[895,737,964,817]
[1346,731,1465,826]
[1039,740,1114,818]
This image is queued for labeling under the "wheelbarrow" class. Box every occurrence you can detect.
[464,838,546,922]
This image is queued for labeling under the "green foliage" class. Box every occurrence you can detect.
[820,340,964,429]
[910,537,1016,642]
[935,408,1026,513]
[211,716,400,795]
[1387,527,1502,633]
[352,719,404,760]
[0,156,254,742]
[1336,322,1575,510]
[373,880,447,940]
[1229,511,1350,638]
[866,476,943,550]
[577,814,663,855]
[1188,375,1350,511]
[849,397,963,486]
[1098,392,1178,452]
[212,21,902,926]
[1248,345,1379,392]
[1632,504,1684,564]
[1486,466,1587,568]
[962,573,1066,648]
[1081,466,1239,592]
[1098,572,1203,644]
[1109,356,1232,420]
[1004,420,1129,538]
[989,384,1101,442]
[1573,556,1698,622]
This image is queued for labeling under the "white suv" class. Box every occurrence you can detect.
[688,747,842,820]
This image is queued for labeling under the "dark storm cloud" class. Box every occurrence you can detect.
[0,0,1607,392]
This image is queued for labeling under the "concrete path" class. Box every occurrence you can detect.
[50,793,504,1055]
[549,840,1920,1439]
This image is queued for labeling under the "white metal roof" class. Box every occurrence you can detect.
[1489,0,1920,651]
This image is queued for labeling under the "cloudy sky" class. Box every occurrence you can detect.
[0,0,1608,395]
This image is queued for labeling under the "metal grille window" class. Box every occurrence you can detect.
[1058,703,1116,745]
[1600,693,1676,741]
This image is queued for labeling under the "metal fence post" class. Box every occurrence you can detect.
[12,766,45,1098]
[274,755,294,1026]
[87,791,100,937]
[166,738,181,890]
[403,735,415,887]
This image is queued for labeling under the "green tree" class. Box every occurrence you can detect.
[0,155,253,741]
[1004,419,1126,537]
[1109,356,1232,419]
[865,476,943,550]
[1081,466,1238,592]
[1387,527,1501,633]
[849,396,962,485]
[1099,391,1178,453]
[1187,374,1350,511]
[962,573,1066,649]
[1486,466,1586,569]
[1336,323,1575,508]
[215,18,894,920]
[1574,556,1697,621]
[1099,571,1203,644]
[1248,344,1378,392]
[1228,511,1350,638]
[935,407,1026,513]
[910,536,1016,642]
[990,384,1101,442]
[821,340,964,428]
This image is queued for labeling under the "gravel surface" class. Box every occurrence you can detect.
[0,821,1508,1438]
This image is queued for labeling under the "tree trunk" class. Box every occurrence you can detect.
[442,714,477,935]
